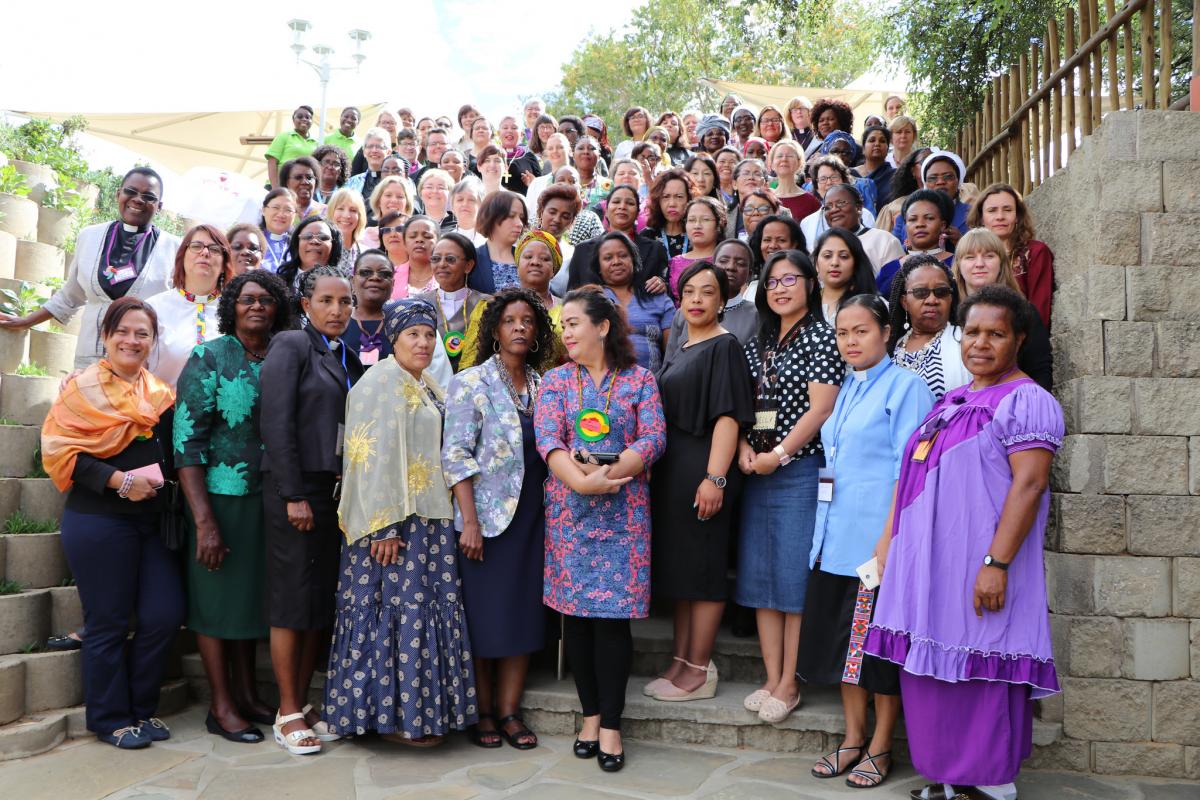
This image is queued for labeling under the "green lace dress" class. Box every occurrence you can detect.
[173,335,268,639]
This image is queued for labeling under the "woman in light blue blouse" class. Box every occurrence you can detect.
[796,294,934,790]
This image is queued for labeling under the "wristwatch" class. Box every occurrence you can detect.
[772,444,794,466]
[983,555,1009,570]
[705,473,727,489]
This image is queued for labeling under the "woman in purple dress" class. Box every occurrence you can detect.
[865,285,1064,800]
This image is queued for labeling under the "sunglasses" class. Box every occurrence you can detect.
[905,286,954,300]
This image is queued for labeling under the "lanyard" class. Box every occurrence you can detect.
[826,361,888,465]
[757,317,808,398]
[660,231,688,256]
[322,334,352,390]
[104,223,152,273]
[577,365,616,416]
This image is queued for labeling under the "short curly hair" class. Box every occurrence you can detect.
[311,145,350,188]
[810,98,854,134]
[472,287,555,371]
[217,270,293,335]
[958,284,1034,338]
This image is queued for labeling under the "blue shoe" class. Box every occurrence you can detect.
[139,717,171,741]
[98,725,152,749]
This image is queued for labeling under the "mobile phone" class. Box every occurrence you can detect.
[591,452,621,465]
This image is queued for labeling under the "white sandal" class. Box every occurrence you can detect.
[302,704,342,742]
[273,712,321,755]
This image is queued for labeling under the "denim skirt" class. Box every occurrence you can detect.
[734,453,821,613]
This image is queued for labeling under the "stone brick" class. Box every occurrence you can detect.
[1093,741,1185,778]
[1144,216,1200,265]
[1027,739,1092,772]
[1127,497,1200,556]
[1128,266,1200,320]
[1192,437,1200,496]
[1068,616,1124,677]
[1046,553,1097,615]
[1063,677,1151,741]
[1163,161,1200,212]
[1103,321,1156,376]
[1053,493,1126,554]
[1092,555,1172,617]
[1122,619,1192,680]
[0,658,24,725]
[1085,265,1128,321]
[1173,558,1200,617]
[1152,681,1200,745]
[1049,612,1073,673]
[1137,111,1200,161]
[1051,273,1088,334]
[1102,436,1189,495]
[1051,435,1104,494]
[1156,322,1200,378]
[1093,210,1142,266]
[1059,377,1132,434]
[1097,112,1138,161]
[1100,159,1163,212]
[1187,745,1200,779]
[1133,379,1200,436]
[1052,321,1105,384]
[1035,692,1064,723]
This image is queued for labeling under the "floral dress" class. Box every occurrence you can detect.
[533,363,666,619]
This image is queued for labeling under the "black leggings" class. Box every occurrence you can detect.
[562,615,632,730]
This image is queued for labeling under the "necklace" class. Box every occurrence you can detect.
[494,354,539,416]
[179,288,220,344]
[433,290,468,358]
[575,364,616,442]
[238,335,269,361]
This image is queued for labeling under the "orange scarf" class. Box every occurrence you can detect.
[41,360,175,492]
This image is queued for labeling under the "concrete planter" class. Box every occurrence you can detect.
[0,658,24,724]
[0,330,28,375]
[0,373,57,426]
[27,329,74,378]
[74,181,99,209]
[0,589,49,656]
[13,240,63,285]
[2,533,68,591]
[48,586,80,634]
[0,231,14,280]
[35,207,74,249]
[0,424,39,477]
[20,650,82,712]
[8,161,55,205]
[18,480,64,523]
[0,194,37,241]
[0,482,19,525]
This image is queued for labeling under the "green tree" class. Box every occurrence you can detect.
[545,0,885,136]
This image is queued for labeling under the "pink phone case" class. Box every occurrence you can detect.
[127,462,165,487]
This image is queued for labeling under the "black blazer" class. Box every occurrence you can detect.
[566,233,669,291]
[259,326,364,500]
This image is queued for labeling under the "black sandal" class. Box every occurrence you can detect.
[847,750,891,788]
[811,742,865,778]
[497,713,538,750]
[468,714,503,748]
[910,784,962,800]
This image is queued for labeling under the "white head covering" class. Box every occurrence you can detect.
[921,149,966,183]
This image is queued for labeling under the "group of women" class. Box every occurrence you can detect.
[15,87,1063,800]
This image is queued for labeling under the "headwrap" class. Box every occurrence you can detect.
[382,298,437,342]
[695,114,730,139]
[41,360,175,492]
[515,229,563,271]
[730,105,757,127]
[582,115,605,133]
[922,149,966,183]
[742,136,771,156]
[819,130,862,164]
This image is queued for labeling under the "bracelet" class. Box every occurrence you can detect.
[117,472,135,498]
[772,444,794,466]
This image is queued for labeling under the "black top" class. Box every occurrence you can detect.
[566,234,669,292]
[99,222,161,300]
[665,298,759,361]
[258,326,364,500]
[656,333,755,438]
[342,317,392,365]
[501,151,541,196]
[67,409,175,515]
[1018,311,1054,392]
[641,227,688,259]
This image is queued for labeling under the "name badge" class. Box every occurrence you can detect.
[109,265,137,284]
[753,397,778,432]
[817,467,834,502]
[359,348,379,366]
[335,422,345,456]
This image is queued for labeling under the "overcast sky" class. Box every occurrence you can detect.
[1,0,644,121]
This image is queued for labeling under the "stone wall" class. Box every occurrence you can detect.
[1026,111,1200,779]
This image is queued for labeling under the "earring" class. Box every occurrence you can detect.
[531,339,540,352]
[493,340,500,353]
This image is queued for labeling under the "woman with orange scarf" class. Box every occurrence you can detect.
[41,296,182,750]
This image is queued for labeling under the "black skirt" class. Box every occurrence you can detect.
[796,567,899,695]
[263,472,342,630]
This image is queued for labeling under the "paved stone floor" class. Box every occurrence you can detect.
[1,705,1196,799]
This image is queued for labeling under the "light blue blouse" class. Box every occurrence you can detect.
[809,357,935,577]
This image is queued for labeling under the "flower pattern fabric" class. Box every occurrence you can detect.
[173,335,264,495]
[534,363,666,619]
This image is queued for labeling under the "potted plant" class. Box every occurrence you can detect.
[2,512,67,591]
[0,165,36,242]
[36,188,85,249]
[0,581,49,656]
[0,282,38,373]
[0,362,55,425]
[28,320,74,378]
[0,417,40,478]
[0,118,90,204]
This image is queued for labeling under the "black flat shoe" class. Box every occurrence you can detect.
[206,711,265,744]
[45,633,82,651]
[574,738,599,758]
[242,709,278,727]
[598,749,626,772]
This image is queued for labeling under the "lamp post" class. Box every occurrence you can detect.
[287,19,371,145]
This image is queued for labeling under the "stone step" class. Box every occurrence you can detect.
[631,616,765,683]
[0,649,82,718]
[0,423,41,478]
[1,532,70,589]
[0,478,66,525]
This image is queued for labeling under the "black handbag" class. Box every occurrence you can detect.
[159,480,187,552]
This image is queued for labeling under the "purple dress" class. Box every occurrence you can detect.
[864,378,1064,786]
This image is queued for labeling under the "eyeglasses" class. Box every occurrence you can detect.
[320,158,342,168]
[265,204,295,214]
[236,295,279,307]
[824,199,856,211]
[926,172,957,185]
[743,204,773,215]
[299,232,332,242]
[230,242,262,253]
[121,186,160,204]
[817,175,843,186]
[364,143,388,152]
[765,274,804,290]
[739,170,767,180]
[355,267,394,280]
[379,226,403,235]
[186,242,225,255]
[429,254,461,265]
[905,286,954,300]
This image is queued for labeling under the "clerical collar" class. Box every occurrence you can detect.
[725,293,746,310]
[121,222,143,233]
[439,286,468,302]
[267,231,288,241]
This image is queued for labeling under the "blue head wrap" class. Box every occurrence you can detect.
[383,298,437,341]
[819,130,861,163]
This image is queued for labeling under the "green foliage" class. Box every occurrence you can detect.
[28,445,47,479]
[19,641,39,653]
[546,0,885,133]
[0,579,23,595]
[0,116,90,183]
[14,362,49,377]
[40,186,88,214]
[0,281,47,318]
[0,418,19,425]
[0,165,30,197]
[87,164,186,236]
[2,510,58,534]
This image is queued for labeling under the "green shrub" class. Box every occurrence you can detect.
[0,165,30,197]
[0,579,23,595]
[14,362,49,377]
[2,510,58,534]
